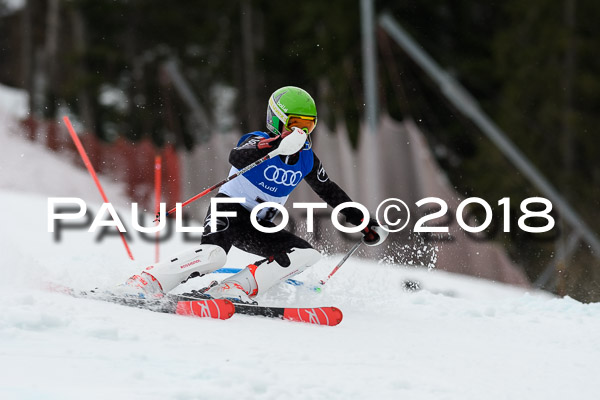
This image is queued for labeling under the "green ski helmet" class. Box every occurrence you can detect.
[266,86,318,136]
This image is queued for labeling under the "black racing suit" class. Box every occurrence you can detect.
[200,134,363,267]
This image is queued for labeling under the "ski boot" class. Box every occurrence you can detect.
[113,272,165,299]
[203,280,256,304]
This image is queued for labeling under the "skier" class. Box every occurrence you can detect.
[120,86,388,302]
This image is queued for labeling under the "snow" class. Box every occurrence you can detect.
[2,110,600,399]
[0,84,28,119]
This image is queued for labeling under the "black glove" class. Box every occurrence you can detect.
[256,129,298,151]
[362,219,389,246]
[257,135,283,150]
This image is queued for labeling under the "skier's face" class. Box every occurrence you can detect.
[286,115,316,135]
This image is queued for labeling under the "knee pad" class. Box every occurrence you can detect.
[143,245,226,293]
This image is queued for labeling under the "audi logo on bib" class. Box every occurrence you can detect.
[263,165,302,186]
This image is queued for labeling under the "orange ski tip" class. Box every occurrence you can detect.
[223,299,236,319]
[282,306,344,326]
[329,306,344,326]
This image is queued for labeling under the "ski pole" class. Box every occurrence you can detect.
[155,149,278,222]
[319,240,363,286]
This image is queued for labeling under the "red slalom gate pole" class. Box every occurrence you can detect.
[62,116,135,261]
[154,154,162,263]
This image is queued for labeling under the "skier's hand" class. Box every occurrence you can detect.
[257,135,282,150]
[362,219,389,246]
[271,127,307,156]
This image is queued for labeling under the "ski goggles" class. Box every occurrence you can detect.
[286,115,317,135]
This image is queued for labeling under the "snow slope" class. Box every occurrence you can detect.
[2,113,600,400]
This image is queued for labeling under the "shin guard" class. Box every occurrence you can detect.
[143,245,226,293]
